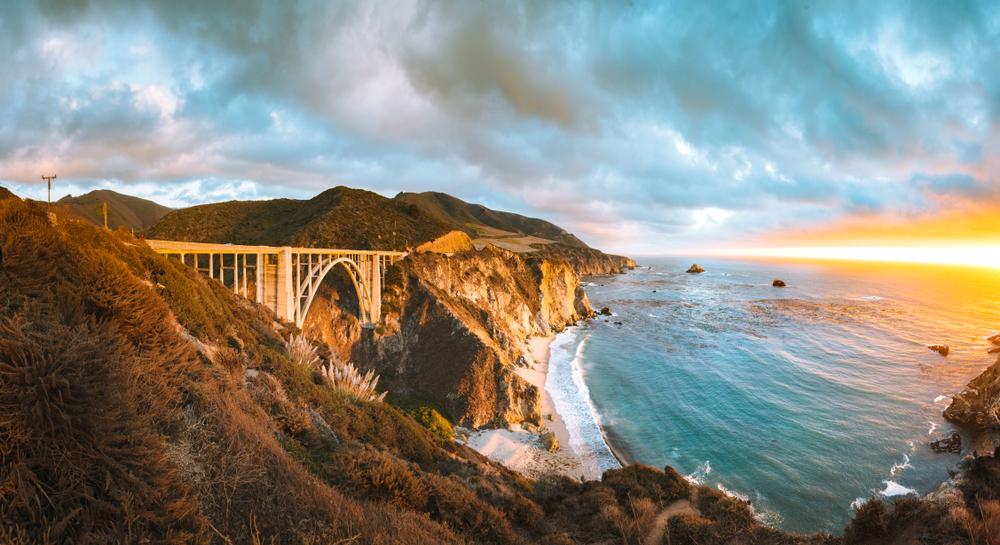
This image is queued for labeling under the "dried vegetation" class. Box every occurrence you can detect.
[4,193,1000,543]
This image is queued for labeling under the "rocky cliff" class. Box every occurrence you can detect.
[302,245,592,429]
[944,353,1000,452]
[533,244,638,276]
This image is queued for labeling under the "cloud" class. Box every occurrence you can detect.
[1,0,999,254]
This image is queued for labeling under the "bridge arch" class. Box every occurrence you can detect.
[296,256,375,329]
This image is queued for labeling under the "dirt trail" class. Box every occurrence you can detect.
[645,490,700,545]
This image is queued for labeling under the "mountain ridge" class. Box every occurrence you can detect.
[57,189,172,231]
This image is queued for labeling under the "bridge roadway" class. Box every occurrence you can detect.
[146,240,406,328]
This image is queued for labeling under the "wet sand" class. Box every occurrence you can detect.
[461,335,601,481]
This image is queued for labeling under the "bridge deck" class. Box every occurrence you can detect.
[146,239,406,328]
[146,239,406,258]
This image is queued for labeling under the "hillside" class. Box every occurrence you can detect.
[0,191,804,544]
[395,191,591,249]
[146,186,455,251]
[57,189,172,230]
[396,191,636,274]
[3,191,999,542]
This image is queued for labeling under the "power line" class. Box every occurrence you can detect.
[0,181,45,202]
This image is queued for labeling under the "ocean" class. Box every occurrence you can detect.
[545,255,1000,534]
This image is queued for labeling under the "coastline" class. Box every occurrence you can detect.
[461,334,603,481]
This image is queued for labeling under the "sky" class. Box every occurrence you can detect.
[2,0,999,262]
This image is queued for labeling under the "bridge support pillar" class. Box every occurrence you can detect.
[277,247,294,323]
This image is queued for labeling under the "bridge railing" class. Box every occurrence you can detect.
[145,239,406,328]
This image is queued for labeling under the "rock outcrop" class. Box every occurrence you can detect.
[773,279,786,287]
[930,432,962,453]
[303,245,592,429]
[943,354,1000,452]
[532,244,636,276]
[687,264,705,273]
[928,344,950,356]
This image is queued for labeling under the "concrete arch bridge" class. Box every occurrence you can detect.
[146,240,406,328]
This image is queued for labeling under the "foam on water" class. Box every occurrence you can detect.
[881,481,917,497]
[685,460,712,485]
[890,455,911,477]
[546,330,621,478]
[934,395,949,403]
[928,422,938,435]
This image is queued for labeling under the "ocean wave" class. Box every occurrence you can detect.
[851,497,867,510]
[890,455,911,477]
[907,441,915,452]
[880,480,917,497]
[717,483,748,502]
[928,422,938,435]
[934,395,949,403]
[860,296,884,300]
[547,330,622,478]
[684,460,711,485]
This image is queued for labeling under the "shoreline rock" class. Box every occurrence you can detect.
[928,344,950,356]
[772,279,786,287]
[686,263,705,273]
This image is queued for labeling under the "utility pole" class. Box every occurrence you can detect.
[42,174,56,209]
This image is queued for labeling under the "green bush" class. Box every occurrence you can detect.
[411,407,454,440]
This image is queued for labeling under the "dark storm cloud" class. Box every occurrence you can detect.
[1,0,998,251]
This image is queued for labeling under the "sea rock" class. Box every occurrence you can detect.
[989,347,1000,354]
[928,345,950,356]
[541,431,559,452]
[686,264,705,273]
[990,333,1000,345]
[930,432,962,454]
[944,358,1000,427]
[772,279,787,287]
[600,307,612,316]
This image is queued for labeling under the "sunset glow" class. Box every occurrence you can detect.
[709,245,1000,269]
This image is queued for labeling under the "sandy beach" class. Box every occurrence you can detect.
[459,335,602,481]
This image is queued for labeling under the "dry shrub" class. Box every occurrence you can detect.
[189,388,459,544]
[0,302,207,544]
[501,491,548,534]
[701,493,755,541]
[215,346,245,377]
[602,463,691,508]
[327,447,518,544]
[843,498,889,543]
[601,495,658,545]
[947,497,1000,545]
[665,512,716,545]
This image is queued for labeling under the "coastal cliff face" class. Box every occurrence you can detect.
[534,244,638,276]
[944,354,1000,451]
[303,245,593,429]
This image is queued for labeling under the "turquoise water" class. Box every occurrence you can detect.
[547,256,1000,534]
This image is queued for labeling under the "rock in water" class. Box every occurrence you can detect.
[600,307,612,316]
[928,345,950,356]
[989,333,1000,345]
[930,432,962,453]
[989,347,1000,354]
[686,264,705,273]
[772,279,786,287]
